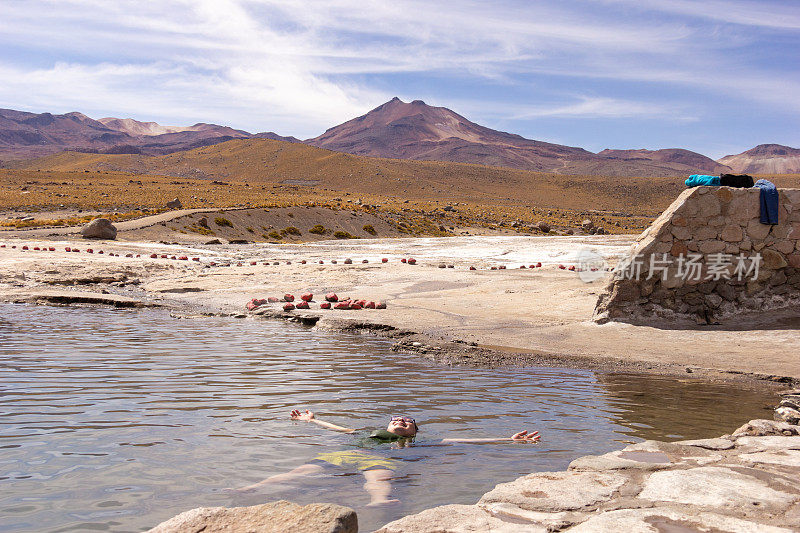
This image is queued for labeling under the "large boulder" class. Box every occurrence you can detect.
[166,198,182,209]
[148,500,357,533]
[80,218,117,240]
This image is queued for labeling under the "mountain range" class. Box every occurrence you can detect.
[1,100,797,176]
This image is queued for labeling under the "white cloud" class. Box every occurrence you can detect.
[0,0,796,139]
[511,96,695,120]
[609,0,800,30]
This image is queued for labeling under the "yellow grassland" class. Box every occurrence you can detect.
[3,139,799,234]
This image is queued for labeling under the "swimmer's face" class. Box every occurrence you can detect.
[387,416,417,437]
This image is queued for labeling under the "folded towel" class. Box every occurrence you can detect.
[754,179,779,224]
[685,174,720,187]
[720,173,754,188]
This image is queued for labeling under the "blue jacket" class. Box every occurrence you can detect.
[685,175,720,187]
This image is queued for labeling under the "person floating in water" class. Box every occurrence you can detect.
[235,409,540,506]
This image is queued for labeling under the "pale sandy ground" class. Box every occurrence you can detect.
[2,230,799,385]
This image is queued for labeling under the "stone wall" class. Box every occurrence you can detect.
[594,186,800,324]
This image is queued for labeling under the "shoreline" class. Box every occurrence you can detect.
[5,292,792,393]
[2,233,797,391]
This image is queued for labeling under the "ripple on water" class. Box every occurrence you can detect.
[0,304,775,532]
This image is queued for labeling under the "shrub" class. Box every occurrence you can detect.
[334,230,357,239]
[189,224,214,236]
[214,217,233,228]
[281,226,301,236]
[362,224,377,236]
[309,224,327,235]
[268,230,282,240]
[246,227,255,233]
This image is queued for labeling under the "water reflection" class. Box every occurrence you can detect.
[0,304,778,532]
[595,372,776,441]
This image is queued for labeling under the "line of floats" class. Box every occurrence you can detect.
[1,243,606,272]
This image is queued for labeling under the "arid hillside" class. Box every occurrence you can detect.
[718,144,800,174]
[7,138,688,213]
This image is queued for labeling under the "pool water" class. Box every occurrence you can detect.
[0,304,776,532]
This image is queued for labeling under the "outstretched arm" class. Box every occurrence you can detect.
[441,430,540,444]
[290,409,355,433]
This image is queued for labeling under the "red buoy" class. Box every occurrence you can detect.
[320,302,331,310]
[325,292,338,302]
[246,298,268,310]
[283,302,295,311]
[296,301,310,309]
[301,292,313,302]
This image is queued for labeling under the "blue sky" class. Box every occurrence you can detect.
[0,0,798,158]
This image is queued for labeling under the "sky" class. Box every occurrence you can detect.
[0,0,798,159]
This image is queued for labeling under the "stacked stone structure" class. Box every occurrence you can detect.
[594,186,800,324]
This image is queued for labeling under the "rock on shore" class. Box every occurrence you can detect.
[376,419,800,532]
[80,217,117,239]
[148,500,357,533]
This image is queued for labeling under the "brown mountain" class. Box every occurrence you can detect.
[0,109,252,160]
[0,108,133,159]
[306,97,597,171]
[98,117,189,136]
[717,144,800,174]
[306,97,738,176]
[597,148,731,175]
[253,131,302,143]
[3,103,797,177]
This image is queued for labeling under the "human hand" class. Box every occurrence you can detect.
[510,430,540,442]
[291,409,315,421]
